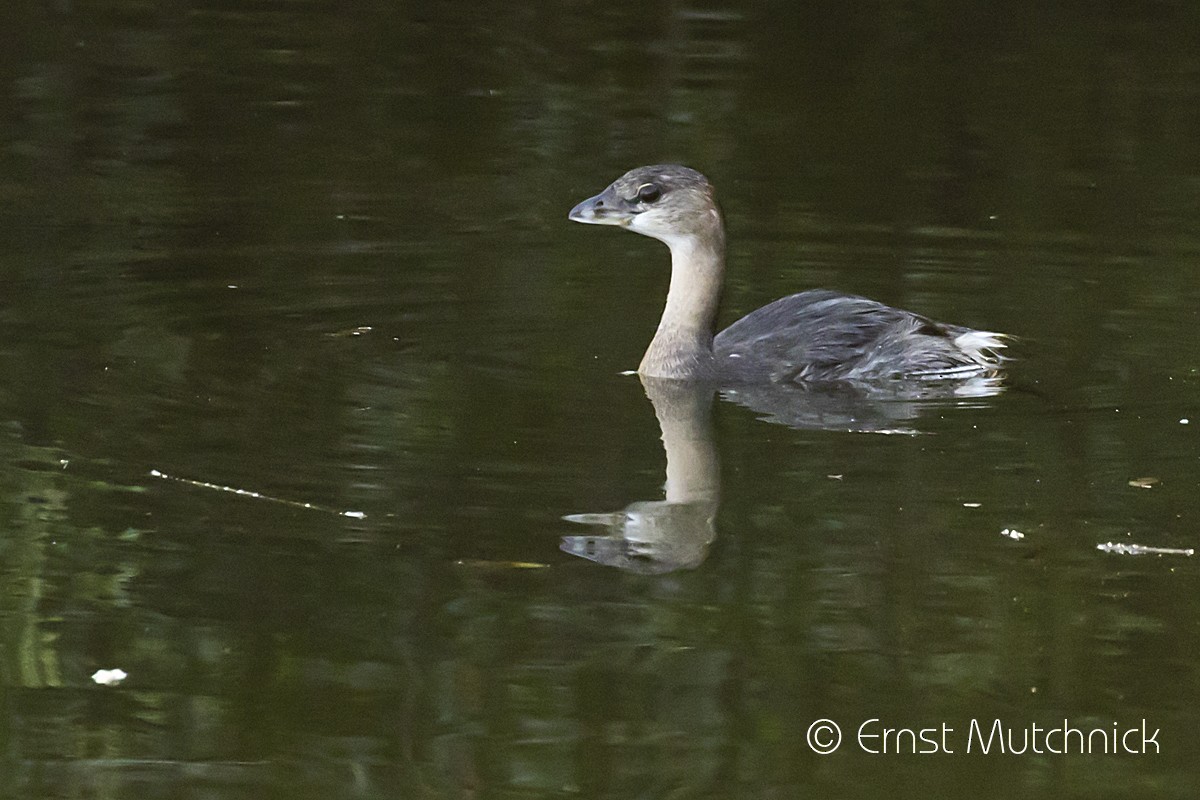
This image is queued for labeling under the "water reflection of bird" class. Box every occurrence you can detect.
[569,165,1008,388]
[559,372,996,574]
[562,378,718,574]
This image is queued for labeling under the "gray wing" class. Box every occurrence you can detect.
[714,289,991,383]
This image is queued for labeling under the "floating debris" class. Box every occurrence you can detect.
[92,668,128,686]
[1097,542,1194,557]
[149,469,366,519]
[1128,477,1159,489]
[454,559,549,570]
[1000,528,1025,540]
[325,326,373,338]
[963,502,982,508]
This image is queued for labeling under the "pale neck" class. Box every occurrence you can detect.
[638,227,726,380]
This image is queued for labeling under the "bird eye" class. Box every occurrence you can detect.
[636,183,662,204]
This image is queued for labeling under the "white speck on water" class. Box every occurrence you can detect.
[1000,528,1025,540]
[92,668,128,686]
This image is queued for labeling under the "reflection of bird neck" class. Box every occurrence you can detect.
[639,221,726,380]
[642,377,720,504]
[560,377,720,573]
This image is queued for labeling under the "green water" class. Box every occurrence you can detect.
[0,2,1197,797]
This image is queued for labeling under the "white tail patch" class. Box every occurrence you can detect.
[906,330,1010,382]
[953,330,1009,364]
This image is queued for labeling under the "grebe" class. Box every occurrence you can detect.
[568,165,1007,384]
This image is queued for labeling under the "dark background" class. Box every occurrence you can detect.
[0,2,1197,797]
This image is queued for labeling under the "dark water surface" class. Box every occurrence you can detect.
[1,2,1198,798]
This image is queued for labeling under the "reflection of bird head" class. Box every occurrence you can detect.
[561,500,716,574]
